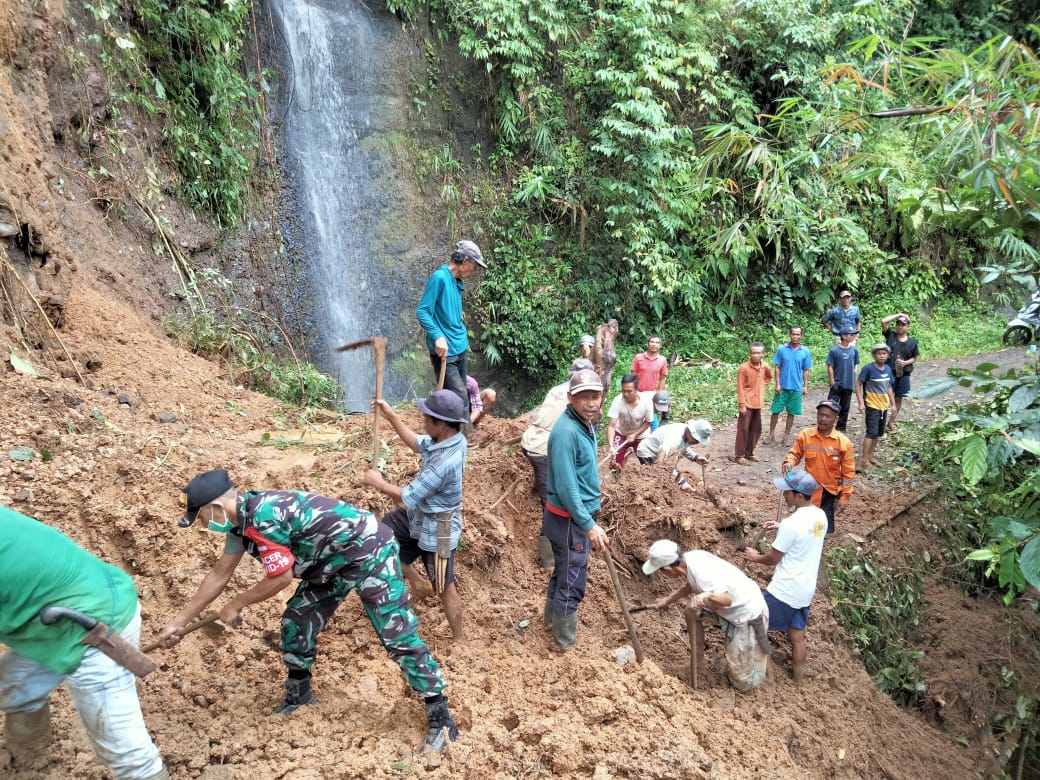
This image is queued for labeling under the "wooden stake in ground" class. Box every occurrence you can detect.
[603,547,644,663]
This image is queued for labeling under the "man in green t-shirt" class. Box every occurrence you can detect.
[158,470,459,753]
[0,505,167,779]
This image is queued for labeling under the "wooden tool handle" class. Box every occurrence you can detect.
[437,357,447,390]
[603,547,644,663]
[141,612,220,653]
[372,338,387,466]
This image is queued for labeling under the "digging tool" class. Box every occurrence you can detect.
[602,547,644,663]
[437,357,447,390]
[434,510,452,594]
[39,606,156,678]
[141,611,221,653]
[336,336,388,466]
[627,604,661,615]
[684,605,704,690]
[742,490,784,569]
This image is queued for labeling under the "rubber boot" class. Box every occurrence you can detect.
[4,704,51,757]
[551,613,579,652]
[537,535,554,569]
[543,597,553,628]
[273,674,316,715]
[141,767,171,780]
[420,695,459,753]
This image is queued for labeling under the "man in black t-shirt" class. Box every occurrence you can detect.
[881,313,919,431]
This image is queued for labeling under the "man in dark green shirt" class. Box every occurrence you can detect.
[542,369,610,651]
[0,505,166,779]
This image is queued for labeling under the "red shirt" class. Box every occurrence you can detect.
[631,352,668,391]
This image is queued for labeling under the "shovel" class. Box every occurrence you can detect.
[40,606,156,679]
[602,547,644,663]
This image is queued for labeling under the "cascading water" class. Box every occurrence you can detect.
[268,0,438,410]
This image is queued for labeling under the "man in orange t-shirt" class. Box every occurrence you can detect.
[733,342,773,464]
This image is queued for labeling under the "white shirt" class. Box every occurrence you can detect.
[607,393,653,437]
[520,381,570,457]
[684,550,766,625]
[636,423,695,462]
[766,504,827,608]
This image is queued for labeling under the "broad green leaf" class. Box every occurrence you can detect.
[964,547,997,562]
[1008,384,1040,412]
[1021,536,1040,592]
[909,377,958,399]
[8,352,37,377]
[961,435,989,485]
[1013,437,1040,457]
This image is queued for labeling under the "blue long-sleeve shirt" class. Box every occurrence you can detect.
[416,264,468,356]
[546,405,601,531]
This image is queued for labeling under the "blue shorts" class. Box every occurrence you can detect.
[381,508,455,592]
[893,374,911,398]
[763,590,809,631]
[769,389,803,416]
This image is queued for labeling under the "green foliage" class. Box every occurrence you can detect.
[162,312,343,410]
[420,0,1035,379]
[917,354,1040,601]
[826,546,928,706]
[79,0,262,224]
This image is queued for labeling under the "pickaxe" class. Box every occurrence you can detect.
[336,337,388,466]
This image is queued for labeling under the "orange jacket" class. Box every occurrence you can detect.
[783,428,855,504]
[736,361,773,409]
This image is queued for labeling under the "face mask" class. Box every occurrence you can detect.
[207,505,233,533]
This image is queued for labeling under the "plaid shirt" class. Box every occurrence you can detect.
[401,432,467,551]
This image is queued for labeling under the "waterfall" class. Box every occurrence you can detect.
[268,0,437,410]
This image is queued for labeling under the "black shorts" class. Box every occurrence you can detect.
[864,408,887,439]
[893,374,911,398]
[381,508,456,591]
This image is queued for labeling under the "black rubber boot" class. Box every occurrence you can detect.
[551,613,579,652]
[543,596,553,628]
[537,535,555,569]
[273,674,316,715]
[420,695,459,753]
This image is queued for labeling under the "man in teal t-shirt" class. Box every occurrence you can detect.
[0,505,166,779]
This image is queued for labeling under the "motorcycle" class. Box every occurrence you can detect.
[1003,290,1040,346]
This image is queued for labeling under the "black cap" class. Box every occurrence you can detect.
[179,469,234,527]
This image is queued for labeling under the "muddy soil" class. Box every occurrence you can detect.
[1,285,1034,779]
[2,0,1037,777]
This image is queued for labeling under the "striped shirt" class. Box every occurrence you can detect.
[858,363,894,410]
[401,432,467,551]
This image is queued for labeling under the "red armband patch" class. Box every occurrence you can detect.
[243,527,295,576]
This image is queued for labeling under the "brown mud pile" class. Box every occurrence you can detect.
[0,286,1021,779]
[1,1,1035,775]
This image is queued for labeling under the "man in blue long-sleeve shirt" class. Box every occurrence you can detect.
[415,240,486,410]
[542,369,609,651]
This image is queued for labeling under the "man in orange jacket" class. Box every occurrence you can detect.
[781,399,855,535]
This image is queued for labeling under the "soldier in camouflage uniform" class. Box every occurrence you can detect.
[158,469,459,753]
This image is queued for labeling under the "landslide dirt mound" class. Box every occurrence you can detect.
[0,286,1006,779]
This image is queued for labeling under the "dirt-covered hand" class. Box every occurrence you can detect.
[156,623,184,649]
[362,469,383,488]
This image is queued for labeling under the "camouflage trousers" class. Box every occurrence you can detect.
[280,539,445,695]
